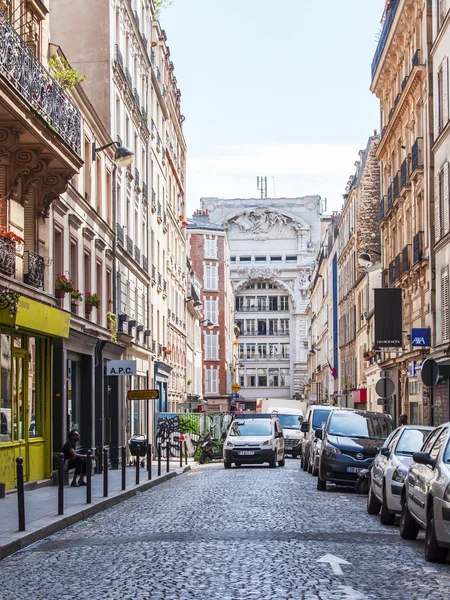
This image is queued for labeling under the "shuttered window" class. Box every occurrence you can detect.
[23,188,36,252]
[442,268,449,343]
[204,265,218,290]
[205,333,218,360]
[204,238,217,259]
[205,368,218,394]
[435,172,442,242]
[205,299,218,324]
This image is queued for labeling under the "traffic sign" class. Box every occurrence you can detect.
[127,389,160,400]
[231,383,241,393]
[375,377,395,399]
[421,358,440,388]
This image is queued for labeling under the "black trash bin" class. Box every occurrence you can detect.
[128,435,148,467]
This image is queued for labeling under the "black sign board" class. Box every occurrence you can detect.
[374,288,402,348]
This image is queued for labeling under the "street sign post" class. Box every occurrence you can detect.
[231,383,241,393]
[420,358,440,388]
[375,377,395,399]
[127,389,160,401]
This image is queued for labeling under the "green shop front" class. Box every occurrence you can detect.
[0,297,70,490]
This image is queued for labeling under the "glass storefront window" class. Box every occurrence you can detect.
[1,333,12,442]
[67,359,82,436]
[28,337,43,438]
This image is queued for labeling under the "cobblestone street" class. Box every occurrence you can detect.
[1,461,448,600]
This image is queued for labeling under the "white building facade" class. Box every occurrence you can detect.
[203,196,324,409]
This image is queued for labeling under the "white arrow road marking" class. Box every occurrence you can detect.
[317,553,351,576]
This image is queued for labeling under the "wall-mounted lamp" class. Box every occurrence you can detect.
[92,140,134,167]
[358,248,382,269]
[185,297,202,309]
[200,319,215,330]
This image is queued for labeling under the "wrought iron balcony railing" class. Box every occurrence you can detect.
[142,255,148,272]
[389,261,395,286]
[0,12,81,157]
[157,202,162,218]
[387,183,393,210]
[142,182,148,200]
[134,167,140,183]
[413,231,424,264]
[393,171,400,200]
[134,245,141,264]
[23,250,44,288]
[133,88,140,107]
[412,138,423,172]
[371,0,400,80]
[124,67,133,89]
[156,67,161,83]
[379,196,386,221]
[393,253,401,282]
[152,265,156,280]
[158,273,162,287]
[0,234,16,277]
[152,340,156,353]
[116,223,124,246]
[412,48,422,68]
[115,44,124,71]
[402,245,411,275]
[151,49,155,66]
[400,158,410,190]
[126,235,133,256]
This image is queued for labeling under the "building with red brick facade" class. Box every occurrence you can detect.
[187,211,236,412]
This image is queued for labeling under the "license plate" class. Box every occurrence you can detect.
[238,451,255,455]
[346,466,363,473]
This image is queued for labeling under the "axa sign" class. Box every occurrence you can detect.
[411,328,431,347]
[106,360,137,376]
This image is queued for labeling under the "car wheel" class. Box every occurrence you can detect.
[380,486,395,525]
[317,475,326,491]
[399,500,419,540]
[307,459,313,474]
[300,455,305,470]
[425,507,448,563]
[312,466,318,477]
[224,461,231,469]
[302,451,309,471]
[366,484,381,515]
[278,456,286,467]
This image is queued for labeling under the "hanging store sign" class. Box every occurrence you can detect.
[374,288,402,348]
[107,360,137,376]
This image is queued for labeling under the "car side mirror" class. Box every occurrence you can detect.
[301,422,309,433]
[275,431,283,438]
[413,451,436,468]
[315,428,323,440]
[380,447,390,458]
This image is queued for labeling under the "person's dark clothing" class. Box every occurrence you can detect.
[62,441,87,475]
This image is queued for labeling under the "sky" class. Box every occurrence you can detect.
[160,0,386,215]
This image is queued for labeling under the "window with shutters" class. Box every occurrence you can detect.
[205,333,218,360]
[204,238,217,259]
[442,268,449,343]
[205,368,218,394]
[204,265,218,290]
[205,299,218,323]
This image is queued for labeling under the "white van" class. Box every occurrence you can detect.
[223,416,285,469]
[269,407,303,458]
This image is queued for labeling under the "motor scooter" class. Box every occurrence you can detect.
[198,433,224,464]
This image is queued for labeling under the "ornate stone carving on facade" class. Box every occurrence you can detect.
[298,268,313,289]
[37,170,73,218]
[0,126,22,161]
[234,269,297,309]
[225,207,310,239]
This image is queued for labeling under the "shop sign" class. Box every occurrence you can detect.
[107,360,137,376]
[411,328,431,347]
[127,389,159,400]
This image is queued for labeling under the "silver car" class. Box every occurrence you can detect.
[367,425,432,524]
[399,423,450,562]
[300,405,335,472]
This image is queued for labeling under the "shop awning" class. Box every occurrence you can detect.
[0,296,71,338]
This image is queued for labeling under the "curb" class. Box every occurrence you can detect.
[0,465,191,561]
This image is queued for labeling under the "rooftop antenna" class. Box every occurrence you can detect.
[257,176,267,200]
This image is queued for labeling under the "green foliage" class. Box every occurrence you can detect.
[153,0,173,17]
[107,312,118,343]
[49,57,86,89]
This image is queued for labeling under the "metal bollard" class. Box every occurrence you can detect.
[157,443,161,476]
[86,451,92,504]
[184,441,188,465]
[147,444,152,480]
[103,447,108,497]
[58,452,64,516]
[179,440,183,468]
[166,443,170,474]
[135,447,140,485]
[16,457,25,531]
[95,446,100,475]
[121,446,126,491]
[97,446,103,475]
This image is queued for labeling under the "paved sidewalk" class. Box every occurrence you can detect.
[0,460,192,560]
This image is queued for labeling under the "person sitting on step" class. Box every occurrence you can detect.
[62,429,89,487]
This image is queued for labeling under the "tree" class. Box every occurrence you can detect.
[154,0,173,17]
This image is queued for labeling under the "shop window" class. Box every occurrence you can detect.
[246,369,256,387]
[28,337,43,438]
[269,368,279,387]
[0,333,12,442]
[257,368,267,387]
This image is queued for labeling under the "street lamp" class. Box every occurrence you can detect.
[92,140,134,314]
[357,248,382,269]
[200,319,215,330]
[185,297,203,309]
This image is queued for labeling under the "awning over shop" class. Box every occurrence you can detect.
[352,388,367,405]
[0,296,71,338]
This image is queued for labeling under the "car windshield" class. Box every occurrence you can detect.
[327,413,393,440]
[277,414,302,429]
[229,420,272,436]
[395,429,430,455]
[312,409,332,429]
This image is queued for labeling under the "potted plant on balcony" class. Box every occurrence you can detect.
[84,292,101,314]
[55,274,74,298]
[70,290,83,306]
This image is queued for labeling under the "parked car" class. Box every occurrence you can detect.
[367,425,432,524]
[316,409,394,491]
[308,435,323,476]
[223,416,285,468]
[300,405,335,471]
[399,423,450,562]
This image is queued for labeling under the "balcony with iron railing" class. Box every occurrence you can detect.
[116,224,124,246]
[152,340,156,353]
[387,183,393,210]
[241,331,290,337]
[235,305,289,313]
[393,171,400,200]
[152,265,156,281]
[126,235,133,256]
[115,44,124,71]
[163,280,167,294]
[389,260,395,286]
[151,49,155,66]
[158,273,162,288]
[133,88,140,107]
[0,12,82,157]
[400,158,410,190]
[393,253,401,282]
[23,250,45,288]
[134,10,140,27]
[134,245,141,264]
[0,234,16,277]
[411,138,423,173]
[379,195,386,220]
[156,67,161,83]
[134,167,140,183]
[239,354,291,363]
[124,67,133,90]
[402,245,411,276]
[412,48,422,68]
[413,231,424,264]
[371,0,400,81]
[157,202,162,220]
[142,182,148,200]
[142,255,148,272]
